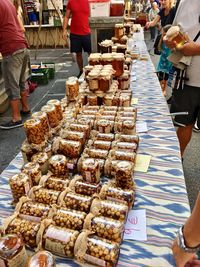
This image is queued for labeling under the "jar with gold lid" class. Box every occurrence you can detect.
[41,104,59,128]
[115,23,124,39]
[24,118,46,145]
[112,53,124,77]
[0,234,27,267]
[26,250,55,267]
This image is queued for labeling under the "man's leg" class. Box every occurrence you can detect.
[76,52,83,73]
[10,99,21,122]
[177,124,194,157]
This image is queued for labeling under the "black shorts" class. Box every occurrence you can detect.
[157,72,169,81]
[70,33,92,53]
[170,84,200,126]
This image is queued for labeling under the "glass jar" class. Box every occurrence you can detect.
[123,120,135,134]
[88,72,99,91]
[31,152,49,175]
[40,175,70,191]
[41,104,59,128]
[81,158,100,184]
[9,173,31,203]
[120,94,130,107]
[115,161,134,189]
[21,140,38,163]
[101,53,113,66]
[99,72,111,92]
[47,99,63,121]
[124,23,132,36]
[0,234,27,267]
[87,94,98,106]
[115,23,124,39]
[117,44,127,54]
[84,65,93,76]
[70,177,102,196]
[112,53,124,77]
[103,94,114,106]
[74,233,120,267]
[29,186,61,205]
[59,139,82,158]
[88,53,101,66]
[26,250,55,267]
[99,40,113,54]
[24,118,45,145]
[49,155,68,176]
[165,25,186,48]
[65,77,79,102]
[32,111,50,137]
[96,119,111,134]
[22,162,41,186]
[118,73,129,90]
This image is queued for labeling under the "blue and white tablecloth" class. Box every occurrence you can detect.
[0,34,190,266]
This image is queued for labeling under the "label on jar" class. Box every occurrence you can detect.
[19,214,41,222]
[1,246,27,267]
[85,171,91,182]
[84,254,106,267]
[45,226,71,243]
[99,126,103,133]
[89,79,98,90]
[67,163,74,170]
[45,238,66,256]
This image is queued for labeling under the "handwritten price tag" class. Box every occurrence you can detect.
[124,209,147,241]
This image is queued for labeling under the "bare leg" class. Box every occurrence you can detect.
[76,52,83,73]
[20,91,29,112]
[10,99,21,122]
[176,124,193,156]
[160,80,167,96]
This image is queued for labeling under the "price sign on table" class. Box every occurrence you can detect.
[124,209,147,241]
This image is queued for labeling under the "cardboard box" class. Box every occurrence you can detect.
[89,0,110,17]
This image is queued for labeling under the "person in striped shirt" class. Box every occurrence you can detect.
[24,0,37,25]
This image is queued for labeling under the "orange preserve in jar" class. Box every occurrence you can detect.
[112,53,124,77]
[26,250,56,267]
[0,234,27,267]
[115,23,124,39]
[99,71,111,92]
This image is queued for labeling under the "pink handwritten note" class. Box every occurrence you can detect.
[124,209,147,241]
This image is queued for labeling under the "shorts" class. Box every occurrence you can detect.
[170,84,200,126]
[157,72,169,81]
[2,48,30,100]
[70,33,92,53]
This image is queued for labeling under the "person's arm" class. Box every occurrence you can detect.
[178,41,200,56]
[145,14,160,29]
[62,8,71,40]
[172,192,200,267]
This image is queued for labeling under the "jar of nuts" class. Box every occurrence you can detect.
[47,99,63,122]
[41,104,60,129]
[49,155,68,176]
[59,191,93,213]
[90,198,128,222]
[110,149,136,163]
[0,234,27,267]
[74,232,120,267]
[26,250,55,267]
[31,152,49,175]
[52,207,86,230]
[81,158,100,184]
[24,118,46,145]
[115,134,139,144]
[4,215,41,248]
[84,214,124,243]
[115,161,134,190]
[100,183,134,209]
[65,77,79,102]
[9,173,32,203]
[39,174,70,191]
[32,111,50,138]
[15,197,50,222]
[59,139,82,158]
[70,176,102,196]
[96,119,111,134]
[22,162,42,186]
[28,186,61,205]
[38,221,79,258]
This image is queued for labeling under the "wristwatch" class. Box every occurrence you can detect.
[177,226,200,253]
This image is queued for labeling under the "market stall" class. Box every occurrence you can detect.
[0,30,190,266]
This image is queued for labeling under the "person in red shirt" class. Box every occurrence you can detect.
[62,0,91,78]
[0,0,30,130]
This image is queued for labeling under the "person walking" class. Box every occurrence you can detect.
[0,0,30,130]
[62,0,92,78]
[148,1,159,41]
[165,0,200,157]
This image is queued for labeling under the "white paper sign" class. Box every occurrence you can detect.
[136,121,148,133]
[124,209,147,241]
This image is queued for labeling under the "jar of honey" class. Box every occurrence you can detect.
[112,53,124,77]
[115,24,124,39]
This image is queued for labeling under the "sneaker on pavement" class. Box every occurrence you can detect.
[193,125,200,133]
[20,110,31,116]
[0,120,23,130]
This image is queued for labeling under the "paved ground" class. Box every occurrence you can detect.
[0,36,199,210]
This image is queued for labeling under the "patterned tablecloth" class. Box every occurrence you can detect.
[0,32,190,266]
